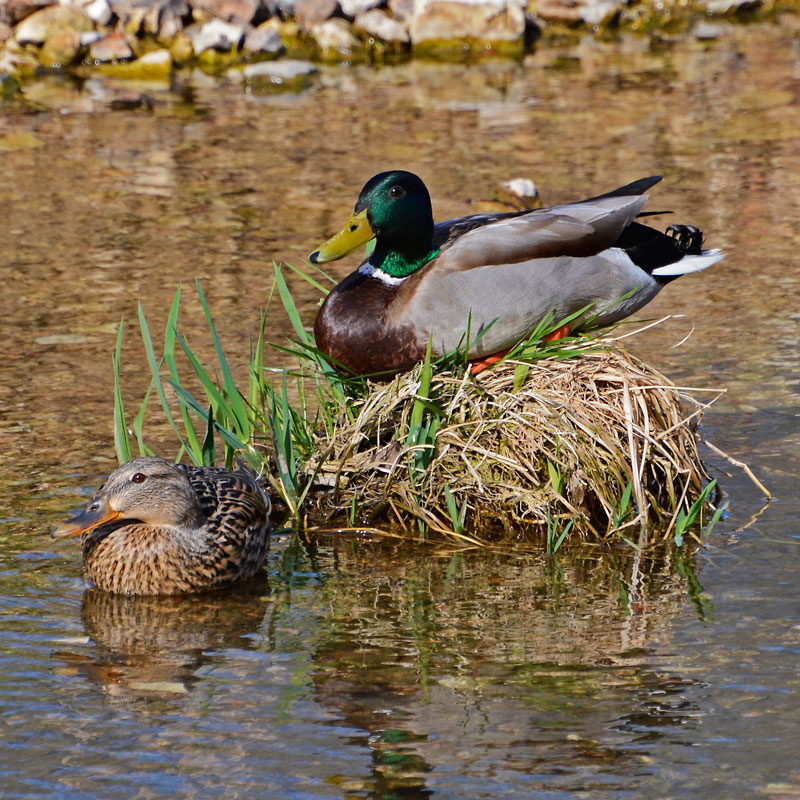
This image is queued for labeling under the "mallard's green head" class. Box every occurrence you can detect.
[310,171,439,278]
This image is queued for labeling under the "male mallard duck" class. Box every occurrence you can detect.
[52,457,271,596]
[310,171,724,376]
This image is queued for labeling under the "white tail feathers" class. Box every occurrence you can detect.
[651,248,725,277]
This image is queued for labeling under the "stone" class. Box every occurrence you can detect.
[0,39,40,75]
[107,0,188,37]
[15,4,93,45]
[261,0,297,13]
[138,46,172,66]
[146,0,187,34]
[0,21,13,41]
[89,30,134,60]
[187,17,245,52]
[310,17,358,54]
[242,57,315,79]
[502,178,538,201]
[692,20,723,39]
[702,0,760,13]
[241,57,315,89]
[532,0,581,23]
[579,0,618,26]
[354,9,409,42]
[339,0,381,17]
[191,0,260,23]
[96,47,172,77]
[293,0,336,31]
[79,29,103,43]
[387,0,413,19]
[243,22,282,53]
[1,70,20,94]
[0,0,54,26]
[39,31,83,66]
[408,0,526,43]
[169,29,193,60]
[82,0,113,25]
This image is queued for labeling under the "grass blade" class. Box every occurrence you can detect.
[112,320,131,464]
[195,280,249,438]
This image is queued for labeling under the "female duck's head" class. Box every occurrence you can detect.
[52,457,204,541]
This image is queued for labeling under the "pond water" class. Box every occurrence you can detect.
[1,20,799,799]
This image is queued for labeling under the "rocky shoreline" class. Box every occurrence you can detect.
[0,0,795,95]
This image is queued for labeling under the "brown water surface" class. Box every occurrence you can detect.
[1,21,799,799]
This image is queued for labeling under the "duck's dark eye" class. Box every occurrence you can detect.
[390,185,405,198]
[131,472,147,484]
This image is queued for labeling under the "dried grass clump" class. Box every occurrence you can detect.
[306,341,715,541]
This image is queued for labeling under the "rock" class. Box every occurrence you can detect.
[108,0,188,37]
[243,22,282,53]
[79,29,104,44]
[262,0,298,14]
[534,0,618,25]
[293,0,336,31]
[387,0,413,19]
[354,8,409,42]
[89,30,134,60]
[0,0,54,26]
[339,0,381,17]
[0,39,40,75]
[579,0,618,26]
[702,0,760,13]
[532,0,580,22]
[241,57,315,88]
[242,57,315,78]
[0,21,13,42]
[169,29,193,60]
[409,0,526,43]
[191,0,260,23]
[15,4,93,46]
[149,0,189,35]
[502,178,538,200]
[138,47,172,68]
[187,18,245,52]
[98,46,172,77]
[310,17,359,55]
[81,0,113,25]
[39,31,84,66]
[1,70,20,95]
[692,20,723,38]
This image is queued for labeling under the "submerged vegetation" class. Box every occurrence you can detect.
[113,265,728,548]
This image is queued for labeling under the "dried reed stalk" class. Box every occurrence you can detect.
[304,341,718,541]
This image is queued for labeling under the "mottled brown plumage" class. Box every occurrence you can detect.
[52,457,271,596]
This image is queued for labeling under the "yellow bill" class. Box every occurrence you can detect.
[309,208,375,264]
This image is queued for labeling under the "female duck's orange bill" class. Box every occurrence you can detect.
[52,498,121,538]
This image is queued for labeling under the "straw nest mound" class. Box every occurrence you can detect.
[305,341,715,541]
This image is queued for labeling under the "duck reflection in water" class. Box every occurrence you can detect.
[54,581,273,712]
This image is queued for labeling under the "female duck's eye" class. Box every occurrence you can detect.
[390,185,405,198]
[131,472,147,484]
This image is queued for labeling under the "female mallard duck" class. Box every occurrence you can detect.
[310,171,724,376]
[52,457,271,596]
